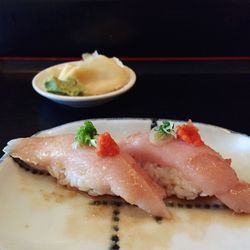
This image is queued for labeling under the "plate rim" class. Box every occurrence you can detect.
[34,117,250,139]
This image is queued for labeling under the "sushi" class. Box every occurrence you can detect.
[3,119,250,218]
[3,121,170,218]
[120,120,250,213]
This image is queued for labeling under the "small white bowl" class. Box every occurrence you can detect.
[32,61,136,108]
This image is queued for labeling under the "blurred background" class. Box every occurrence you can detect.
[1,0,250,58]
[1,0,250,151]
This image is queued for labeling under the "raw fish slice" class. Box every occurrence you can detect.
[121,133,239,195]
[4,135,170,218]
[217,183,250,213]
[120,133,250,213]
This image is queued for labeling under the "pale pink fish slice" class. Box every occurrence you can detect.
[5,134,170,218]
[216,183,250,213]
[120,133,250,213]
[120,133,239,196]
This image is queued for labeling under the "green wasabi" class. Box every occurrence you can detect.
[44,76,83,96]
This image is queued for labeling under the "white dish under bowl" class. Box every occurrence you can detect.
[32,61,136,108]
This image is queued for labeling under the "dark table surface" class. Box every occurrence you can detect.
[1,58,250,156]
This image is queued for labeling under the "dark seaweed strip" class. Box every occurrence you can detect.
[90,199,228,211]
[12,157,49,176]
[166,201,174,207]
[165,199,228,210]
[204,204,211,209]
[195,204,201,208]
[90,200,102,206]
[212,204,221,209]
[90,196,228,211]
[102,200,108,205]
[112,201,123,207]
[89,200,126,206]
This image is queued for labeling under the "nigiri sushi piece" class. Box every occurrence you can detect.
[3,133,170,218]
[120,120,250,213]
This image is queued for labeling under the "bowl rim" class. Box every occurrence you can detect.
[32,60,136,102]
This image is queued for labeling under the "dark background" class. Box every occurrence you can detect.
[1,0,250,153]
[1,0,250,57]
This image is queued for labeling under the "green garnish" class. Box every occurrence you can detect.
[74,121,98,147]
[151,120,175,143]
[154,121,175,136]
[45,76,83,96]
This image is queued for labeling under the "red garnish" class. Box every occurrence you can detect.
[176,120,204,146]
[96,132,120,157]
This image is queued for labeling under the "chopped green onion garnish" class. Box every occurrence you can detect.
[154,120,175,136]
[150,120,175,145]
[74,121,98,147]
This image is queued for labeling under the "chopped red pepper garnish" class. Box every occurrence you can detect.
[96,132,120,157]
[176,120,204,146]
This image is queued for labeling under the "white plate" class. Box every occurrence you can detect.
[1,118,250,250]
[32,61,136,108]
